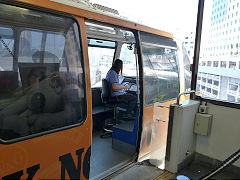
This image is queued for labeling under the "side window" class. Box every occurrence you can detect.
[120,43,136,77]
[196,0,240,103]
[88,39,115,87]
[0,4,86,142]
[140,32,179,105]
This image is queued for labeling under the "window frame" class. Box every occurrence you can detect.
[191,0,240,109]
[0,2,87,144]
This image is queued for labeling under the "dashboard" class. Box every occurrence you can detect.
[121,76,138,92]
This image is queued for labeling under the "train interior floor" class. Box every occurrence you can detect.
[90,130,239,180]
[90,131,133,179]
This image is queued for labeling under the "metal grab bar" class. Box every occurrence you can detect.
[176,90,195,105]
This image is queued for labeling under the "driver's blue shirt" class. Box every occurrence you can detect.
[106,69,126,97]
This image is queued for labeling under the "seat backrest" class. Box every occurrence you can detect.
[92,88,103,107]
[101,78,110,104]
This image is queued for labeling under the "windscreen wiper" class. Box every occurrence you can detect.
[0,35,14,57]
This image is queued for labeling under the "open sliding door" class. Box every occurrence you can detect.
[138,32,180,168]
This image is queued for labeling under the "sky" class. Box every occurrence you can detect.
[90,0,199,37]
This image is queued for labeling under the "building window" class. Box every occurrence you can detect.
[213,80,219,86]
[213,90,218,95]
[229,83,238,91]
[237,98,240,103]
[227,95,235,102]
[207,79,212,84]
[207,88,211,93]
[220,61,226,68]
[213,61,219,67]
[229,61,236,69]
[207,61,212,67]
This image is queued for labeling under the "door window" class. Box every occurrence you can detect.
[140,32,179,105]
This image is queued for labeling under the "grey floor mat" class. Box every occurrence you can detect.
[90,131,131,178]
[110,164,164,180]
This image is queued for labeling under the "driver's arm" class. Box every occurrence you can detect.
[112,82,129,90]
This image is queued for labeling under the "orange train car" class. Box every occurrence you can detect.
[0,0,191,179]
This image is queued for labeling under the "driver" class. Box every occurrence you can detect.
[106,59,137,119]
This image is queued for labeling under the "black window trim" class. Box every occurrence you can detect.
[0,1,87,144]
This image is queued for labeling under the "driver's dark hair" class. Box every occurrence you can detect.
[111,59,123,75]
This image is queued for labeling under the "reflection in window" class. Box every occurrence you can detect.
[182,45,191,91]
[140,32,179,105]
[0,4,86,141]
[0,26,14,71]
[19,31,65,64]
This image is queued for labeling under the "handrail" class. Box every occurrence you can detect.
[176,90,195,105]
[199,148,240,180]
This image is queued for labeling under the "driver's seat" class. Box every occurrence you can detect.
[100,79,127,138]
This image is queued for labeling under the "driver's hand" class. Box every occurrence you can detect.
[124,85,129,90]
